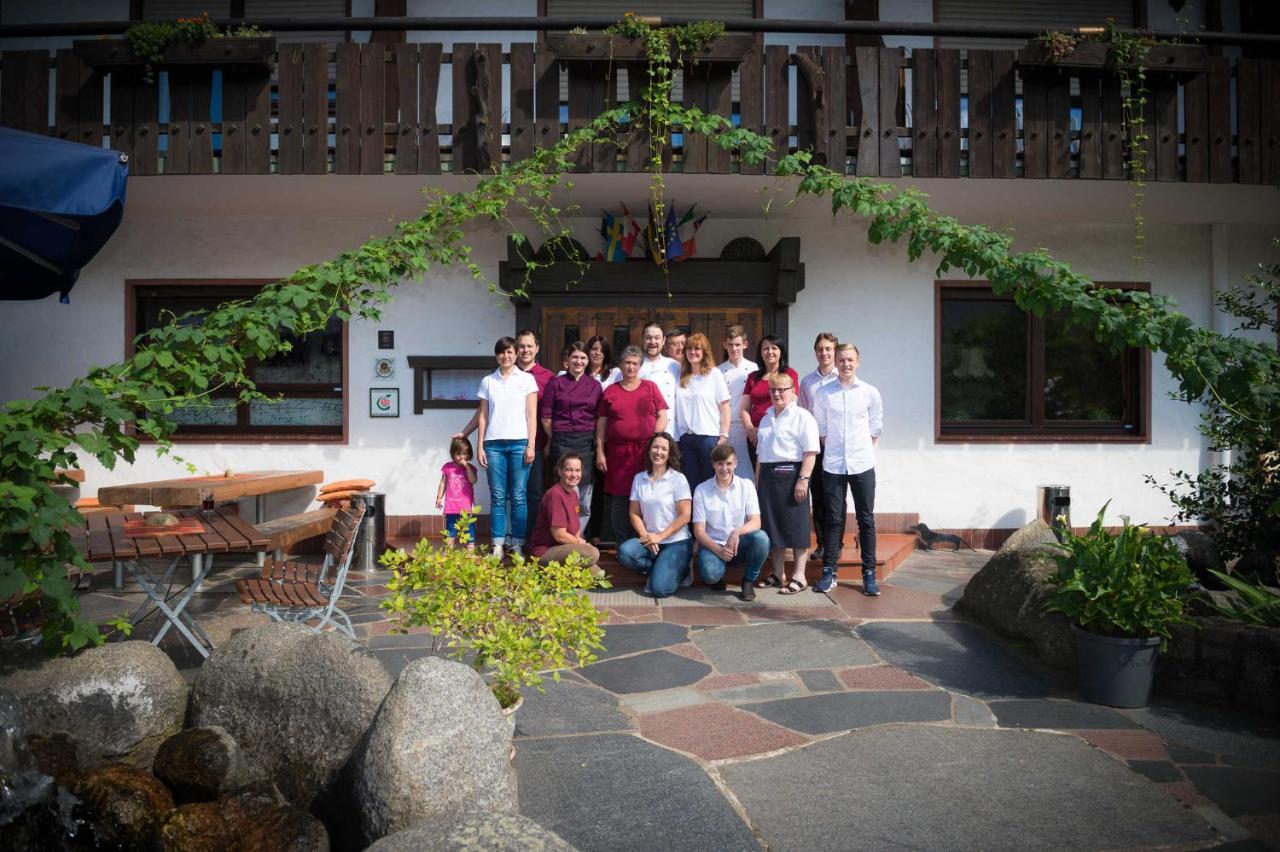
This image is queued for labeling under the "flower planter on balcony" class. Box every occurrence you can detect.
[545,33,754,64]
[1018,41,1208,75]
[73,37,277,72]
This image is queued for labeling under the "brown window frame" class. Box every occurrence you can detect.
[126,279,349,444]
[934,280,1151,443]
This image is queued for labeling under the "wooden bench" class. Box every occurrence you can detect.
[257,508,338,562]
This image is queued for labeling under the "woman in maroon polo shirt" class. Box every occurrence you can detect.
[540,341,603,531]
[528,453,603,574]
[595,345,669,545]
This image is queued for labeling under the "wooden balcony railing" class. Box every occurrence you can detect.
[2,40,1277,184]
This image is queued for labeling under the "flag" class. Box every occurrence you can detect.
[663,206,682,262]
[619,203,643,256]
[597,211,628,262]
[675,205,708,262]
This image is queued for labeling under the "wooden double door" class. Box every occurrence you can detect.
[540,307,764,368]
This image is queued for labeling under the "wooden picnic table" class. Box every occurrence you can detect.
[69,507,269,659]
[97,470,323,508]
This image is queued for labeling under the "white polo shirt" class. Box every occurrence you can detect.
[595,367,623,388]
[477,368,538,442]
[693,475,760,546]
[718,358,758,419]
[799,366,839,413]
[756,401,820,464]
[813,378,883,475]
[674,369,731,438]
[629,468,692,542]
[638,355,681,409]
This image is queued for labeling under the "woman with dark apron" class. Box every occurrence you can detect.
[754,373,820,593]
[540,341,603,532]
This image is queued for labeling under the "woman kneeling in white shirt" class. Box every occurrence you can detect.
[617,432,693,597]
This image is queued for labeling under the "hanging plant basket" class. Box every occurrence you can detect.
[545,33,753,63]
[1018,42,1208,75]
[73,37,277,71]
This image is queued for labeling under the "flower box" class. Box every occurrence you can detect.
[544,33,754,64]
[73,37,277,71]
[1018,41,1208,75]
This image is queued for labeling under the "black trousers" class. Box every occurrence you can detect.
[809,452,826,545]
[608,494,633,545]
[822,467,876,572]
[525,446,546,539]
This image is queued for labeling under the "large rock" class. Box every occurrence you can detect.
[153,726,261,803]
[1168,531,1222,587]
[997,519,1061,555]
[353,658,518,845]
[71,762,175,850]
[190,623,391,809]
[367,812,577,851]
[956,546,1075,668]
[160,801,231,852]
[1157,616,1280,717]
[0,640,188,770]
[229,805,330,851]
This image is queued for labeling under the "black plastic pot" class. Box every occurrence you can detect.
[1071,623,1160,708]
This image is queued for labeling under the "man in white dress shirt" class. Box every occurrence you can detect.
[637,321,681,410]
[798,332,839,544]
[718,324,758,484]
[812,343,883,596]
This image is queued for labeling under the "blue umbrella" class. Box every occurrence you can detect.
[0,126,129,302]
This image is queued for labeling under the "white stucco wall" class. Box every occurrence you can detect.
[3,172,1277,530]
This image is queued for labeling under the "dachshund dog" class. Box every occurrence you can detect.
[909,523,976,552]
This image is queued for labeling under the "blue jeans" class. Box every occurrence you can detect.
[617,537,693,598]
[697,529,771,585]
[484,439,531,546]
[678,433,719,490]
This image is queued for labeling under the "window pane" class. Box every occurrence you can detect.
[249,397,343,427]
[1044,311,1129,422]
[254,317,343,384]
[172,399,238,426]
[940,296,1027,421]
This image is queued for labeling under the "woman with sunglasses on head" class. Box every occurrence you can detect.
[754,372,820,593]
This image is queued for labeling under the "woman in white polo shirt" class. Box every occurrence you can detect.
[674,332,731,489]
[476,336,539,560]
[755,372,820,593]
[617,432,693,597]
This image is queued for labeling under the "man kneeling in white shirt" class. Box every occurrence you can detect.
[692,444,771,601]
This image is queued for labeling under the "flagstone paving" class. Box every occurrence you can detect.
[73,545,1280,851]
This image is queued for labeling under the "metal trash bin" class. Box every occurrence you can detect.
[1037,485,1071,537]
[353,492,387,572]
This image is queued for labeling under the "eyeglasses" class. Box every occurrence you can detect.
[768,386,794,396]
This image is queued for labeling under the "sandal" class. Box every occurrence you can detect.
[755,575,782,589]
[779,579,808,595]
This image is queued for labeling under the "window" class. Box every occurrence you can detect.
[936,282,1148,442]
[129,282,346,441]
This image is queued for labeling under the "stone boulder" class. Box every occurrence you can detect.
[0,640,188,770]
[71,762,175,850]
[190,623,391,810]
[160,801,231,852]
[367,812,577,852]
[997,519,1061,555]
[1157,616,1280,718]
[154,726,261,803]
[1232,548,1280,583]
[353,658,518,845]
[1168,531,1223,587]
[229,805,330,851]
[956,546,1075,668]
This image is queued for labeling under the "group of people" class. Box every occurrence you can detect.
[442,324,884,598]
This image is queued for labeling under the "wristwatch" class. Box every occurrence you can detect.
[798,475,810,481]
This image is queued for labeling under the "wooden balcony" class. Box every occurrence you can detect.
[1,40,1277,184]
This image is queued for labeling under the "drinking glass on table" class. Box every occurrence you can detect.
[198,488,215,517]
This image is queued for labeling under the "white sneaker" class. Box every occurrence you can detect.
[492,543,505,560]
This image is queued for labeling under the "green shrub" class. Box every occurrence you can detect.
[1200,566,1280,627]
[378,510,608,707]
[1043,503,1194,647]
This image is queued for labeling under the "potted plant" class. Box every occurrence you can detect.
[379,510,608,711]
[74,12,275,82]
[1043,503,1194,708]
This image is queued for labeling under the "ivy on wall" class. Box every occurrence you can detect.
[2,21,1277,650]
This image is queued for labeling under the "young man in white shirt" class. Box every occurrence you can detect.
[692,444,769,600]
[637,321,681,410]
[799,332,839,547]
[718,324,758,484]
[812,343,884,596]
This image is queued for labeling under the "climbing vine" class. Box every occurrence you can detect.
[3,18,1277,651]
